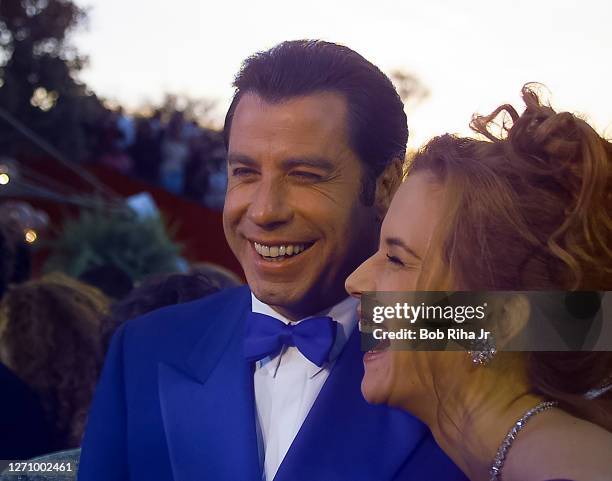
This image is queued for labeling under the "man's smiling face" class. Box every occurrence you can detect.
[223,91,380,319]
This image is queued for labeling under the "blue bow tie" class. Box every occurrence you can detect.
[244,312,337,367]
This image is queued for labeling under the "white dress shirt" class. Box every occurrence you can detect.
[251,293,359,481]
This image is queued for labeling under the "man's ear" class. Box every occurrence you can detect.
[374,157,404,219]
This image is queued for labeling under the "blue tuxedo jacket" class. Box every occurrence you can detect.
[79,286,467,481]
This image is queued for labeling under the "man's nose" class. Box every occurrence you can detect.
[247,177,294,229]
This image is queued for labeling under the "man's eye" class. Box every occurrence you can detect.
[386,254,405,267]
[290,171,323,181]
[232,167,258,177]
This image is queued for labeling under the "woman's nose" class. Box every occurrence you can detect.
[345,254,377,298]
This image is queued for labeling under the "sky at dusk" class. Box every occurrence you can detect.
[72,0,611,150]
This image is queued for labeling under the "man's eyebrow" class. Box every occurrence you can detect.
[227,154,335,172]
[227,153,258,166]
[385,237,422,260]
[281,157,335,172]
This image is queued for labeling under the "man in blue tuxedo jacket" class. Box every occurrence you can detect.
[79,40,468,481]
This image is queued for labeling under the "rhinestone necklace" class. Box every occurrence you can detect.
[489,400,558,481]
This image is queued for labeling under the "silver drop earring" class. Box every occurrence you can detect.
[468,335,497,365]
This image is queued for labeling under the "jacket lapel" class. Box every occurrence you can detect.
[274,329,428,481]
[158,288,261,481]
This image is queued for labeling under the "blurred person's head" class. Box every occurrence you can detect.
[346,85,612,430]
[167,111,185,137]
[189,262,243,290]
[0,272,110,449]
[223,40,406,319]
[136,117,153,138]
[107,272,229,326]
[79,264,134,300]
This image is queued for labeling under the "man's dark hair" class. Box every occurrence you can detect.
[223,40,408,204]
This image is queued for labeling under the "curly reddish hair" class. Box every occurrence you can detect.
[0,272,110,449]
[409,84,612,430]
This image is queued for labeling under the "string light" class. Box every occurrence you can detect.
[0,173,9,185]
[24,229,38,244]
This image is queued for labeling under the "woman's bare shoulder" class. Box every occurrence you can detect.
[506,410,612,481]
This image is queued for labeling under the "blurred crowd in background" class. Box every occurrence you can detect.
[93,107,228,209]
[0,215,242,459]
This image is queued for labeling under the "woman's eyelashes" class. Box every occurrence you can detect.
[386,252,421,271]
[386,253,405,267]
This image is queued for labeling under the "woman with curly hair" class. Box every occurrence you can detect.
[0,272,110,451]
[346,85,612,481]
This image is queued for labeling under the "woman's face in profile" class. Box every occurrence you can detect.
[346,171,455,407]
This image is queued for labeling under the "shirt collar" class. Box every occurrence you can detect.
[251,293,359,378]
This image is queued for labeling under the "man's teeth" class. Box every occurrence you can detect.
[253,242,308,258]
